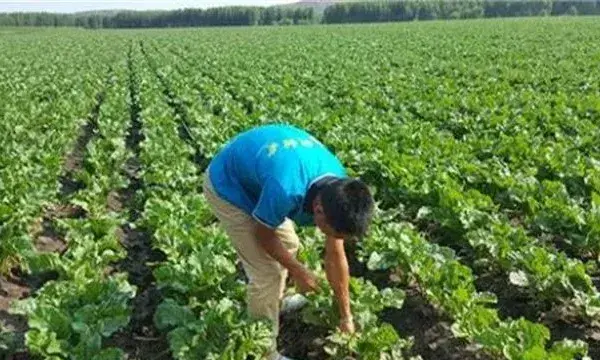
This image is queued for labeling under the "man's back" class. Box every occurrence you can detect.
[207,124,346,228]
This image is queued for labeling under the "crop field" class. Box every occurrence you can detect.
[1,17,600,360]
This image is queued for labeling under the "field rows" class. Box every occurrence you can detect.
[1,18,600,360]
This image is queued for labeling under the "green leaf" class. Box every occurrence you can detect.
[154,299,196,330]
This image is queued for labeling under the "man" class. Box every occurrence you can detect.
[202,124,374,360]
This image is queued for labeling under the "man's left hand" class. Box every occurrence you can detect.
[339,317,355,334]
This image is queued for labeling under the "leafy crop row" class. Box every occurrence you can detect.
[0,38,117,274]
[9,53,136,360]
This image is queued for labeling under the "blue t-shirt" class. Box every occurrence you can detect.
[207,124,347,229]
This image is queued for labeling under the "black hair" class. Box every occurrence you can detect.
[319,178,374,239]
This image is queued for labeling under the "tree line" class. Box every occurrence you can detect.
[0,6,315,28]
[0,1,598,29]
[323,1,600,23]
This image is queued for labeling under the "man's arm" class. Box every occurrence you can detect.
[324,236,354,332]
[255,221,318,293]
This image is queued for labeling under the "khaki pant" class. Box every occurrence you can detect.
[202,172,300,360]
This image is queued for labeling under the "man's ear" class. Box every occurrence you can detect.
[313,196,324,215]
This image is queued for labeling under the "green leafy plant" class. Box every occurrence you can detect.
[155,298,272,360]
[10,275,135,359]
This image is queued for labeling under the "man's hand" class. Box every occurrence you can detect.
[290,266,319,293]
[339,317,355,334]
[255,221,320,293]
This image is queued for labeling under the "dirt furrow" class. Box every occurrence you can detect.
[106,43,169,360]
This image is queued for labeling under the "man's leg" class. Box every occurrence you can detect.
[202,173,300,360]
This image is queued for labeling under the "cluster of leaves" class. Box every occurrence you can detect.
[363,222,590,359]
[295,230,419,359]
[11,274,135,360]
[351,139,600,318]
[303,279,416,360]
[154,298,272,360]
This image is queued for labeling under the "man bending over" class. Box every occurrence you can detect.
[203,124,374,360]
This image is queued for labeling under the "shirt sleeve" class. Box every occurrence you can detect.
[251,179,297,229]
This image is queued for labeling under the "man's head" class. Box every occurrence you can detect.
[312,178,374,240]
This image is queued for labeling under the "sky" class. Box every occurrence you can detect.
[0,0,298,13]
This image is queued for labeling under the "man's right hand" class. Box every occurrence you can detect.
[290,266,320,293]
[254,221,319,293]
